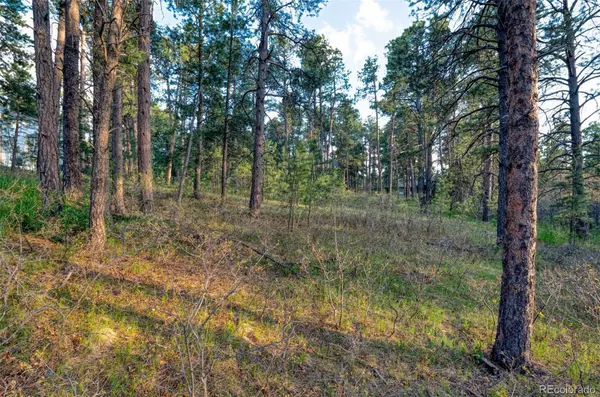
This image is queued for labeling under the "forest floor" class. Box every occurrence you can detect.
[1,173,600,396]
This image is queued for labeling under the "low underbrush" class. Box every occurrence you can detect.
[1,174,599,396]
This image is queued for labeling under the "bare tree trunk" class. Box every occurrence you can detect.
[92,0,107,142]
[417,114,425,201]
[327,79,335,168]
[176,105,198,204]
[193,1,205,201]
[54,1,66,115]
[482,129,493,222]
[137,0,153,214]
[492,0,539,370]
[406,129,415,198]
[388,105,395,196]
[563,0,586,238]
[496,5,509,244]
[62,0,82,197]
[249,0,269,215]
[33,0,61,210]
[79,29,88,171]
[193,134,202,199]
[124,112,136,179]
[0,115,4,166]
[89,0,124,248]
[123,115,131,178]
[221,2,236,202]
[425,135,433,206]
[374,80,382,193]
[367,141,372,193]
[112,83,125,215]
[166,71,182,186]
[10,108,20,173]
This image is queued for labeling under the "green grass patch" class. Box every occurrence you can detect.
[0,172,43,235]
[538,223,570,245]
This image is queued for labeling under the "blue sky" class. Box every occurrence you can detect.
[304,0,412,118]
[303,0,412,116]
[154,0,414,119]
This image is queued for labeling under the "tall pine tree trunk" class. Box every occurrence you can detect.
[92,0,107,142]
[193,135,203,199]
[137,0,153,214]
[327,79,335,168]
[79,29,88,171]
[193,1,205,201]
[54,1,66,116]
[176,102,198,204]
[166,71,182,186]
[492,0,539,370]
[496,4,509,244]
[221,2,236,202]
[388,103,395,196]
[564,0,586,238]
[249,0,269,215]
[112,83,125,215]
[10,108,20,173]
[89,0,124,248]
[374,80,382,193]
[482,129,493,222]
[62,0,82,197]
[33,0,61,210]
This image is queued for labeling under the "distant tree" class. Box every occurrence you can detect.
[137,0,154,213]
[112,82,126,215]
[0,0,30,74]
[0,64,36,172]
[0,0,36,171]
[538,0,600,238]
[249,0,326,216]
[358,56,382,193]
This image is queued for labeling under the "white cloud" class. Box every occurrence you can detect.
[355,0,394,33]
[318,22,376,65]
[311,0,405,120]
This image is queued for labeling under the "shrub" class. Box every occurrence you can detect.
[0,172,43,235]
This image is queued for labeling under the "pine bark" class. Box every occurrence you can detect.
[10,108,20,173]
[33,0,61,210]
[166,72,182,186]
[496,3,509,244]
[112,83,125,215]
[176,102,198,204]
[221,4,235,202]
[62,0,82,197]
[482,130,493,222]
[249,0,269,215]
[79,29,88,171]
[492,0,539,370]
[193,1,205,201]
[54,2,66,112]
[89,0,124,248]
[137,0,154,214]
[425,134,433,205]
[92,0,107,141]
[374,80,382,193]
[564,0,586,237]
[388,103,395,196]
[193,137,202,199]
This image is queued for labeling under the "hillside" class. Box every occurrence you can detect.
[1,173,599,396]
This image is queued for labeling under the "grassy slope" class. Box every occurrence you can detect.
[1,173,599,396]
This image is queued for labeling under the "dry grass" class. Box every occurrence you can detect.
[1,183,599,396]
